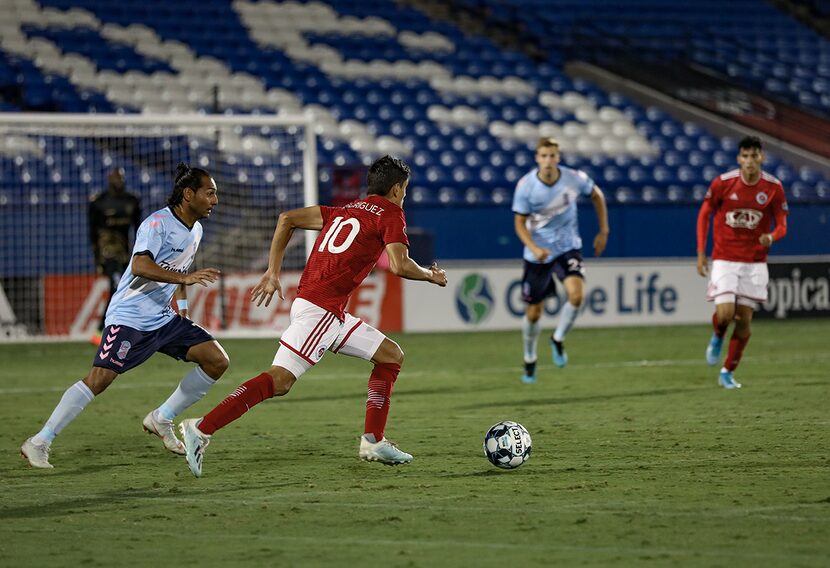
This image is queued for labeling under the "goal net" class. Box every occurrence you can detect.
[0,113,317,341]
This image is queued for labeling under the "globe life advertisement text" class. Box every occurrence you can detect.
[404,258,830,332]
[26,258,829,339]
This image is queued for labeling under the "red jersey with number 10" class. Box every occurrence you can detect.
[699,169,788,262]
[297,195,409,319]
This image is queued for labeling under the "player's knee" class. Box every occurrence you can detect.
[84,370,116,395]
[391,343,404,366]
[735,319,751,337]
[526,305,542,322]
[194,342,230,379]
[272,377,293,396]
[204,352,229,379]
[568,292,584,307]
[268,368,296,397]
[373,338,404,366]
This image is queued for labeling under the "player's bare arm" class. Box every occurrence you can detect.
[132,254,220,287]
[385,242,448,286]
[759,207,787,248]
[695,198,715,277]
[513,213,550,262]
[696,251,709,277]
[175,283,188,318]
[590,185,610,256]
[251,206,325,307]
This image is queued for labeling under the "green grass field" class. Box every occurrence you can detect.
[1,320,828,567]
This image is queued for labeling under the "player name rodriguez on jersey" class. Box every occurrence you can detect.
[105,207,202,330]
[705,170,788,263]
[344,201,385,215]
[297,195,409,319]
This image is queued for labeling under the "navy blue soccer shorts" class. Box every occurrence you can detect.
[92,316,214,373]
[521,249,585,305]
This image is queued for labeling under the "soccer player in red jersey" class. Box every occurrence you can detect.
[696,136,788,389]
[179,156,448,476]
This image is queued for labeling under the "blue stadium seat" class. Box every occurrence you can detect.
[0,0,825,275]
[490,187,512,206]
[437,187,460,205]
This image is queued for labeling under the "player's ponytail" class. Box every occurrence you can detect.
[167,162,211,207]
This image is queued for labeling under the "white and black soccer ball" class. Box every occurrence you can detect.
[483,421,532,469]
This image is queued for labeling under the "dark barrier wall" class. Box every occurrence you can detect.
[758,260,830,319]
[407,203,830,260]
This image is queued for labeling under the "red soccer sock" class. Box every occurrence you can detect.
[712,312,729,339]
[724,333,751,372]
[198,373,275,435]
[364,362,401,442]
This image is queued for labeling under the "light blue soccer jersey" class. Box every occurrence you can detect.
[512,166,595,263]
[105,207,203,331]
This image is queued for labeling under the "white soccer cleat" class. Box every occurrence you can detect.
[718,369,742,390]
[21,437,54,469]
[179,418,210,477]
[143,410,186,455]
[359,436,412,465]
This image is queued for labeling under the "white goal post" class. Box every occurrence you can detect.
[0,113,317,341]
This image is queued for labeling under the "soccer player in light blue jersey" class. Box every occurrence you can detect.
[21,163,229,469]
[512,137,609,383]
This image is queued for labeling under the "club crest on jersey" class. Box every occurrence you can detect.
[725,208,763,230]
[756,192,768,205]
[117,340,132,359]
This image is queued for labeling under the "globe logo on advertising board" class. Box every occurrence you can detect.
[455,273,494,324]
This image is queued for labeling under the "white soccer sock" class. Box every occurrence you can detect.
[157,366,216,421]
[553,302,580,342]
[522,315,541,363]
[32,380,95,445]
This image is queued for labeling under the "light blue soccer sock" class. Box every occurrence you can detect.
[522,315,541,363]
[553,302,580,343]
[32,380,95,445]
[157,366,216,421]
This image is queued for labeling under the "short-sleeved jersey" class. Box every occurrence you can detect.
[88,190,141,266]
[298,195,408,319]
[105,207,203,331]
[704,169,788,262]
[512,166,595,263]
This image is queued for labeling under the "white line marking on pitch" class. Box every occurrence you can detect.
[1,353,827,395]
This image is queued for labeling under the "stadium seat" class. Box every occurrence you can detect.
[0,0,826,277]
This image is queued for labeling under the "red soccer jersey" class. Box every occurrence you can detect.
[697,169,788,262]
[297,195,409,319]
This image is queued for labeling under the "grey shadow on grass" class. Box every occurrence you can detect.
[281,384,501,405]
[440,468,525,478]
[459,386,699,410]
[0,483,254,520]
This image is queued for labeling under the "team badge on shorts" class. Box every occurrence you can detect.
[755,192,768,205]
[117,340,132,359]
[315,345,327,361]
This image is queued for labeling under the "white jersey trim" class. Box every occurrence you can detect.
[761,171,782,185]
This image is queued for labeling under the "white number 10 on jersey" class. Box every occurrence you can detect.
[318,216,361,254]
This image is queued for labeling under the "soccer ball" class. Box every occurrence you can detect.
[483,421,532,469]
